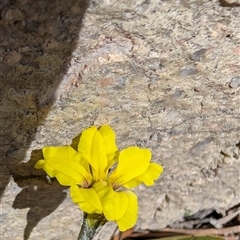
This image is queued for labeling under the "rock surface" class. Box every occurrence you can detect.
[0,0,239,239]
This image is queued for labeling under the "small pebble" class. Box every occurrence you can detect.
[191,48,207,61]
[180,65,198,77]
[5,51,21,65]
[229,76,240,88]
[2,7,24,21]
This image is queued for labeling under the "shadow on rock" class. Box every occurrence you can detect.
[0,0,89,198]
[12,149,68,240]
[218,0,240,7]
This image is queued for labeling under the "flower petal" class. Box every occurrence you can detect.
[92,182,127,220]
[78,126,98,158]
[34,146,92,187]
[92,181,114,205]
[92,182,138,231]
[98,125,118,164]
[123,163,163,188]
[115,191,138,231]
[78,126,108,180]
[108,147,151,188]
[105,191,129,221]
[70,185,102,214]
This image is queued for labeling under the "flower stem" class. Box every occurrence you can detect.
[77,213,106,240]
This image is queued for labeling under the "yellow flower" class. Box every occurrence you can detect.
[35,125,163,231]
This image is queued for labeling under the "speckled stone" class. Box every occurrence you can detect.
[1,0,240,239]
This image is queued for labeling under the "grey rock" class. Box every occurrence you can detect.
[1,0,240,239]
[229,76,240,88]
[190,48,207,61]
[180,65,198,77]
[189,136,213,156]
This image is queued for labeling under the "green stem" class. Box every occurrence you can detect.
[77,213,106,240]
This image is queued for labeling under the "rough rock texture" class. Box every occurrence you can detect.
[0,0,239,239]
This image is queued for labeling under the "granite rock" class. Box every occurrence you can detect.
[1,0,239,239]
